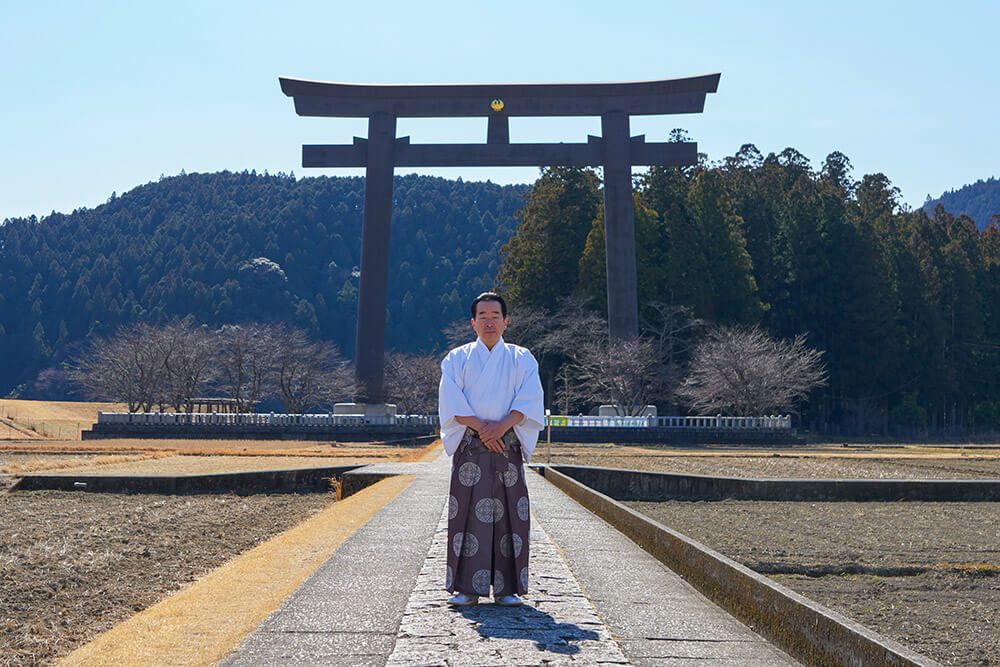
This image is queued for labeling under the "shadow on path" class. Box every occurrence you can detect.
[456,604,599,655]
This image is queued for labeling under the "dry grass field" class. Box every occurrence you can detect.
[0,399,126,440]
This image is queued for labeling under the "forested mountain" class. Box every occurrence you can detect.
[925,177,1000,230]
[0,172,529,396]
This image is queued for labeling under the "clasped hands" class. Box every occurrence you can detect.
[455,411,523,454]
[475,419,508,453]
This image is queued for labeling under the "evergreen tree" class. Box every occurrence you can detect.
[497,167,601,310]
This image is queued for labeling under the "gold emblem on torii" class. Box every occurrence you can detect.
[490,99,504,112]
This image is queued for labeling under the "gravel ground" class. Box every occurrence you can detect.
[629,500,1000,666]
[552,449,1000,479]
[0,490,333,666]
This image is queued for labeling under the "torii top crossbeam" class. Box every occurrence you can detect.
[279,75,720,117]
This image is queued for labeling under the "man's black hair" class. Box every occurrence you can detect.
[470,291,507,319]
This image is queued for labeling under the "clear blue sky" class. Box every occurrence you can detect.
[2,0,997,221]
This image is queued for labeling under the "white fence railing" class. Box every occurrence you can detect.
[545,415,791,430]
[97,412,437,428]
[98,412,791,431]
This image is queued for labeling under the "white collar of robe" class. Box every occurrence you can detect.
[475,336,506,356]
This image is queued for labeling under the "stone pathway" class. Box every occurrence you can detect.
[224,452,798,666]
[386,503,629,666]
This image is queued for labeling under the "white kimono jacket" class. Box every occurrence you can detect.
[438,336,545,462]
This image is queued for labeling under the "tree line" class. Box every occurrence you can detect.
[5,153,998,434]
[498,143,1000,435]
[80,313,827,420]
[76,319,352,413]
[75,318,442,415]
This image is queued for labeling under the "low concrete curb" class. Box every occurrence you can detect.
[552,463,1000,501]
[12,465,362,495]
[539,465,942,667]
[339,471,398,498]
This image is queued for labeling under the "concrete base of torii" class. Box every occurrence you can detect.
[333,403,398,417]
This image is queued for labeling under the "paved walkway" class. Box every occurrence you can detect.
[224,453,797,666]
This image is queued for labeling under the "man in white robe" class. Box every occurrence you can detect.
[438,292,545,606]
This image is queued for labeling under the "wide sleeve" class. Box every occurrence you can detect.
[510,350,545,437]
[438,352,475,455]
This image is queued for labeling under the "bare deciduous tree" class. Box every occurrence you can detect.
[272,325,352,413]
[442,318,472,350]
[161,318,216,411]
[560,337,665,416]
[73,323,169,412]
[384,352,440,414]
[536,295,606,359]
[641,302,704,409]
[676,325,827,416]
[216,323,280,412]
[502,304,552,351]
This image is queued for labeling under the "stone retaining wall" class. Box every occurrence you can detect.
[13,465,362,495]
[551,464,1000,501]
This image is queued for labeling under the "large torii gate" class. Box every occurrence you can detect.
[280,74,720,409]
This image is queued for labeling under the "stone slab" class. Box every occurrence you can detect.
[385,499,630,666]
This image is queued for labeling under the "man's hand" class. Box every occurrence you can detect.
[477,420,506,443]
[482,437,505,453]
[476,420,506,453]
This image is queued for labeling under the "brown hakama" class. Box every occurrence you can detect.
[445,428,530,597]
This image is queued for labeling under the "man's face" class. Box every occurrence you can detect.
[471,300,508,348]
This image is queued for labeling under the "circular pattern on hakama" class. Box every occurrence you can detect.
[493,570,505,593]
[453,531,479,557]
[519,566,529,591]
[445,565,454,590]
[448,494,459,520]
[458,462,482,486]
[499,532,523,558]
[501,462,519,487]
[475,497,505,523]
[516,496,530,521]
[472,569,491,595]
